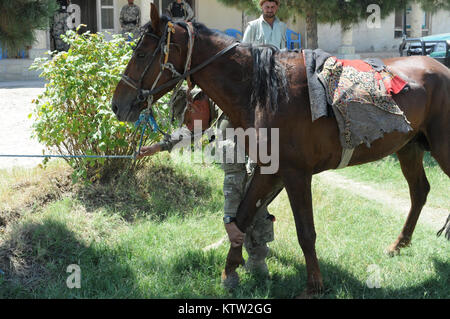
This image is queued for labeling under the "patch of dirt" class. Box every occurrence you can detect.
[0,169,73,230]
[316,171,449,230]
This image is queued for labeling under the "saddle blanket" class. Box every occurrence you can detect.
[303,49,412,149]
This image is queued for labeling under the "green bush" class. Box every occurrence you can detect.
[30,29,175,182]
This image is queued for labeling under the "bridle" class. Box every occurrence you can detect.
[121,21,181,107]
[120,20,240,115]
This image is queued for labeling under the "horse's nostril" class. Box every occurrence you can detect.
[112,103,118,114]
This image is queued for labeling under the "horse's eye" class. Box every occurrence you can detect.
[136,52,146,59]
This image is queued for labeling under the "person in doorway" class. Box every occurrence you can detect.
[120,0,141,39]
[166,0,194,22]
[51,0,71,52]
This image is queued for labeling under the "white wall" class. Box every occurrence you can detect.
[197,0,243,32]
[318,13,401,53]
[352,13,399,52]
[430,10,450,35]
[28,2,450,55]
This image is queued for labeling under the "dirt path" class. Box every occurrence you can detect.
[316,170,449,231]
[0,81,47,169]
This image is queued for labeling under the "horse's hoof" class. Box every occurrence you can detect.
[387,240,411,257]
[221,270,240,290]
[386,245,400,257]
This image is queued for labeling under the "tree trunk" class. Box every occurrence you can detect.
[305,9,318,49]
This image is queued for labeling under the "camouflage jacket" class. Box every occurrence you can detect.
[120,4,141,28]
[166,1,194,22]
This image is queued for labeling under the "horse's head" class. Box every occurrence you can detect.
[112,3,190,122]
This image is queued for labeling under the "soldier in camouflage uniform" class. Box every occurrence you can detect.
[120,0,141,39]
[51,0,71,52]
[166,0,194,23]
[137,87,277,278]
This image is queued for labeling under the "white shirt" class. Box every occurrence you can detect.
[242,15,287,49]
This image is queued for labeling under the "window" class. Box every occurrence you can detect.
[99,0,114,30]
[422,12,431,37]
[395,6,431,38]
[394,8,408,38]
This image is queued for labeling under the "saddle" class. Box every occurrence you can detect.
[303,49,412,168]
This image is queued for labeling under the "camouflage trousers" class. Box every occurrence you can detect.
[219,117,275,253]
[53,33,69,52]
[121,25,140,40]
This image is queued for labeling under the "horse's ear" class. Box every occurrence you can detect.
[150,3,161,36]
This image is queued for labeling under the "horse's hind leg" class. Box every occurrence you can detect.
[388,141,430,256]
[427,117,450,178]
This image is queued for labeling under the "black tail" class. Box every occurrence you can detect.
[437,214,450,240]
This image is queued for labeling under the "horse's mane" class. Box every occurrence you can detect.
[250,45,289,113]
[189,21,289,113]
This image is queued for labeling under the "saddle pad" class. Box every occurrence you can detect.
[318,56,412,149]
[338,58,408,95]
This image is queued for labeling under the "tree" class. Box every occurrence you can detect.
[30,30,176,182]
[217,0,407,49]
[418,0,450,12]
[0,0,57,53]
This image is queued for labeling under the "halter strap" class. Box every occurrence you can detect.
[140,41,240,98]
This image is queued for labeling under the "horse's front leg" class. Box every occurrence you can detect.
[222,166,282,288]
[281,168,324,298]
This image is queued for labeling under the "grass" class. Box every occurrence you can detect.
[0,152,448,299]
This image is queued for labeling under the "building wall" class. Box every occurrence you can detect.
[16,1,450,58]
[318,13,401,53]
[197,0,243,32]
[352,13,399,52]
[431,10,450,34]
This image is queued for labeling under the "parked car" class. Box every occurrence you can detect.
[399,33,450,67]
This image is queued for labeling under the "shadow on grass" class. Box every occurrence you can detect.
[0,218,137,298]
[161,249,450,299]
[1,218,447,298]
[75,159,218,223]
[267,251,449,299]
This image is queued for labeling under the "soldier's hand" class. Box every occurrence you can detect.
[225,222,245,247]
[137,144,161,159]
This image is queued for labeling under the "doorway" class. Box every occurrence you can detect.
[70,0,98,33]
[154,0,196,18]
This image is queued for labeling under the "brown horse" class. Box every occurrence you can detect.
[112,5,450,296]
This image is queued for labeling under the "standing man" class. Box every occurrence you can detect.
[166,0,194,22]
[120,0,141,39]
[220,0,287,288]
[242,0,287,49]
[51,0,71,52]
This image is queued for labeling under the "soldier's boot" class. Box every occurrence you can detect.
[244,245,270,277]
[221,270,240,290]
